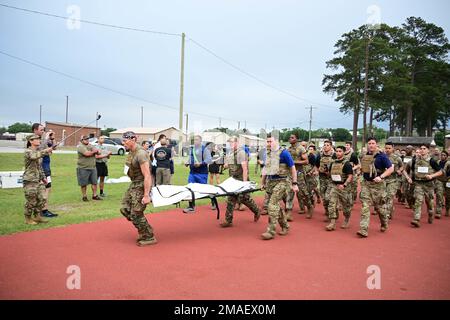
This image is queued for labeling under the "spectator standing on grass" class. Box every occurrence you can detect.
[77,135,102,202]
[41,129,58,218]
[154,135,172,186]
[95,136,113,197]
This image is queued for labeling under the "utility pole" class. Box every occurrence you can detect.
[238,121,240,130]
[363,34,372,147]
[244,121,247,130]
[185,113,189,135]
[96,112,99,130]
[219,117,222,128]
[65,95,69,123]
[306,106,317,143]
[178,32,186,156]
[141,106,144,128]
[39,105,42,124]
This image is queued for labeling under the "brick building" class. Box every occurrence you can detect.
[45,121,100,147]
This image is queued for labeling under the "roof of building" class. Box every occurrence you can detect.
[45,121,99,129]
[386,136,436,146]
[239,134,265,141]
[110,127,186,135]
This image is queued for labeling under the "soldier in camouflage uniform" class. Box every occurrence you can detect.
[344,142,360,203]
[220,137,260,227]
[120,131,157,246]
[316,140,336,220]
[285,134,314,221]
[435,151,449,219]
[400,146,414,207]
[404,144,443,228]
[326,146,354,231]
[23,135,54,225]
[307,145,321,204]
[441,154,450,217]
[260,134,299,240]
[357,137,394,238]
[384,142,404,220]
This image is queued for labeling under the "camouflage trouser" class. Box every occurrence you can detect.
[121,181,154,240]
[351,175,359,201]
[319,175,333,216]
[413,180,435,221]
[406,181,415,207]
[265,179,290,235]
[305,173,317,190]
[435,180,445,215]
[328,183,353,220]
[385,178,400,218]
[225,193,260,223]
[359,180,388,232]
[445,183,450,212]
[286,172,312,211]
[23,182,46,217]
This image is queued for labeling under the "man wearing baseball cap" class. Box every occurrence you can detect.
[77,135,102,202]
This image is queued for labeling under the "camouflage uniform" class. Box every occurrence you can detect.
[358,151,391,236]
[411,156,437,224]
[286,143,313,218]
[223,148,260,224]
[400,156,413,205]
[385,153,403,219]
[327,159,353,225]
[263,148,291,237]
[443,161,450,216]
[121,146,155,243]
[435,159,449,217]
[318,151,335,218]
[343,151,359,203]
[23,146,50,221]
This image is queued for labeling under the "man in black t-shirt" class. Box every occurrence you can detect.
[154,136,172,186]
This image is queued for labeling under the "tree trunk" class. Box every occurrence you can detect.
[369,107,374,137]
[427,117,432,137]
[363,37,371,147]
[406,65,416,136]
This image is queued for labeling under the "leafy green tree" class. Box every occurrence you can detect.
[7,123,32,133]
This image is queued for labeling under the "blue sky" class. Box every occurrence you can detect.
[0,0,449,133]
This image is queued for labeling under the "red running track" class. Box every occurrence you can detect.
[0,197,449,300]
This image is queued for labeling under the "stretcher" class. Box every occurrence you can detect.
[151,177,260,219]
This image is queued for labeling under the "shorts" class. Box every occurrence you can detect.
[96,162,109,177]
[188,173,208,184]
[77,168,98,187]
[209,163,220,174]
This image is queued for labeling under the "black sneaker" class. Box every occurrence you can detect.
[92,195,103,201]
[183,207,195,214]
[41,211,57,218]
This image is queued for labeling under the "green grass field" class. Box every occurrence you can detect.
[0,153,264,235]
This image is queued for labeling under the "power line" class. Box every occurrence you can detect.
[0,3,181,37]
[187,36,338,110]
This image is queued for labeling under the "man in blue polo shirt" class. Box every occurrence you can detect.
[260,134,299,240]
[183,135,212,213]
[357,137,394,238]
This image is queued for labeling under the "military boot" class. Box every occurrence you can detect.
[356,230,368,238]
[278,228,289,236]
[261,232,274,240]
[306,207,314,219]
[25,216,38,225]
[325,219,336,231]
[380,224,388,233]
[428,214,434,224]
[32,214,48,224]
[137,238,158,247]
[411,219,421,228]
[220,221,233,228]
[286,210,293,222]
[341,217,350,229]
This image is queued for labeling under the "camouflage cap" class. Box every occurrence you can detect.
[27,134,41,142]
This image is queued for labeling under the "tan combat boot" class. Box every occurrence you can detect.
[220,221,233,228]
[278,228,289,236]
[261,232,274,240]
[356,230,368,238]
[137,238,158,246]
[286,210,293,222]
[25,216,38,225]
[410,219,420,228]
[306,207,314,219]
[341,217,350,229]
[380,224,388,233]
[325,219,336,231]
[32,214,48,224]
